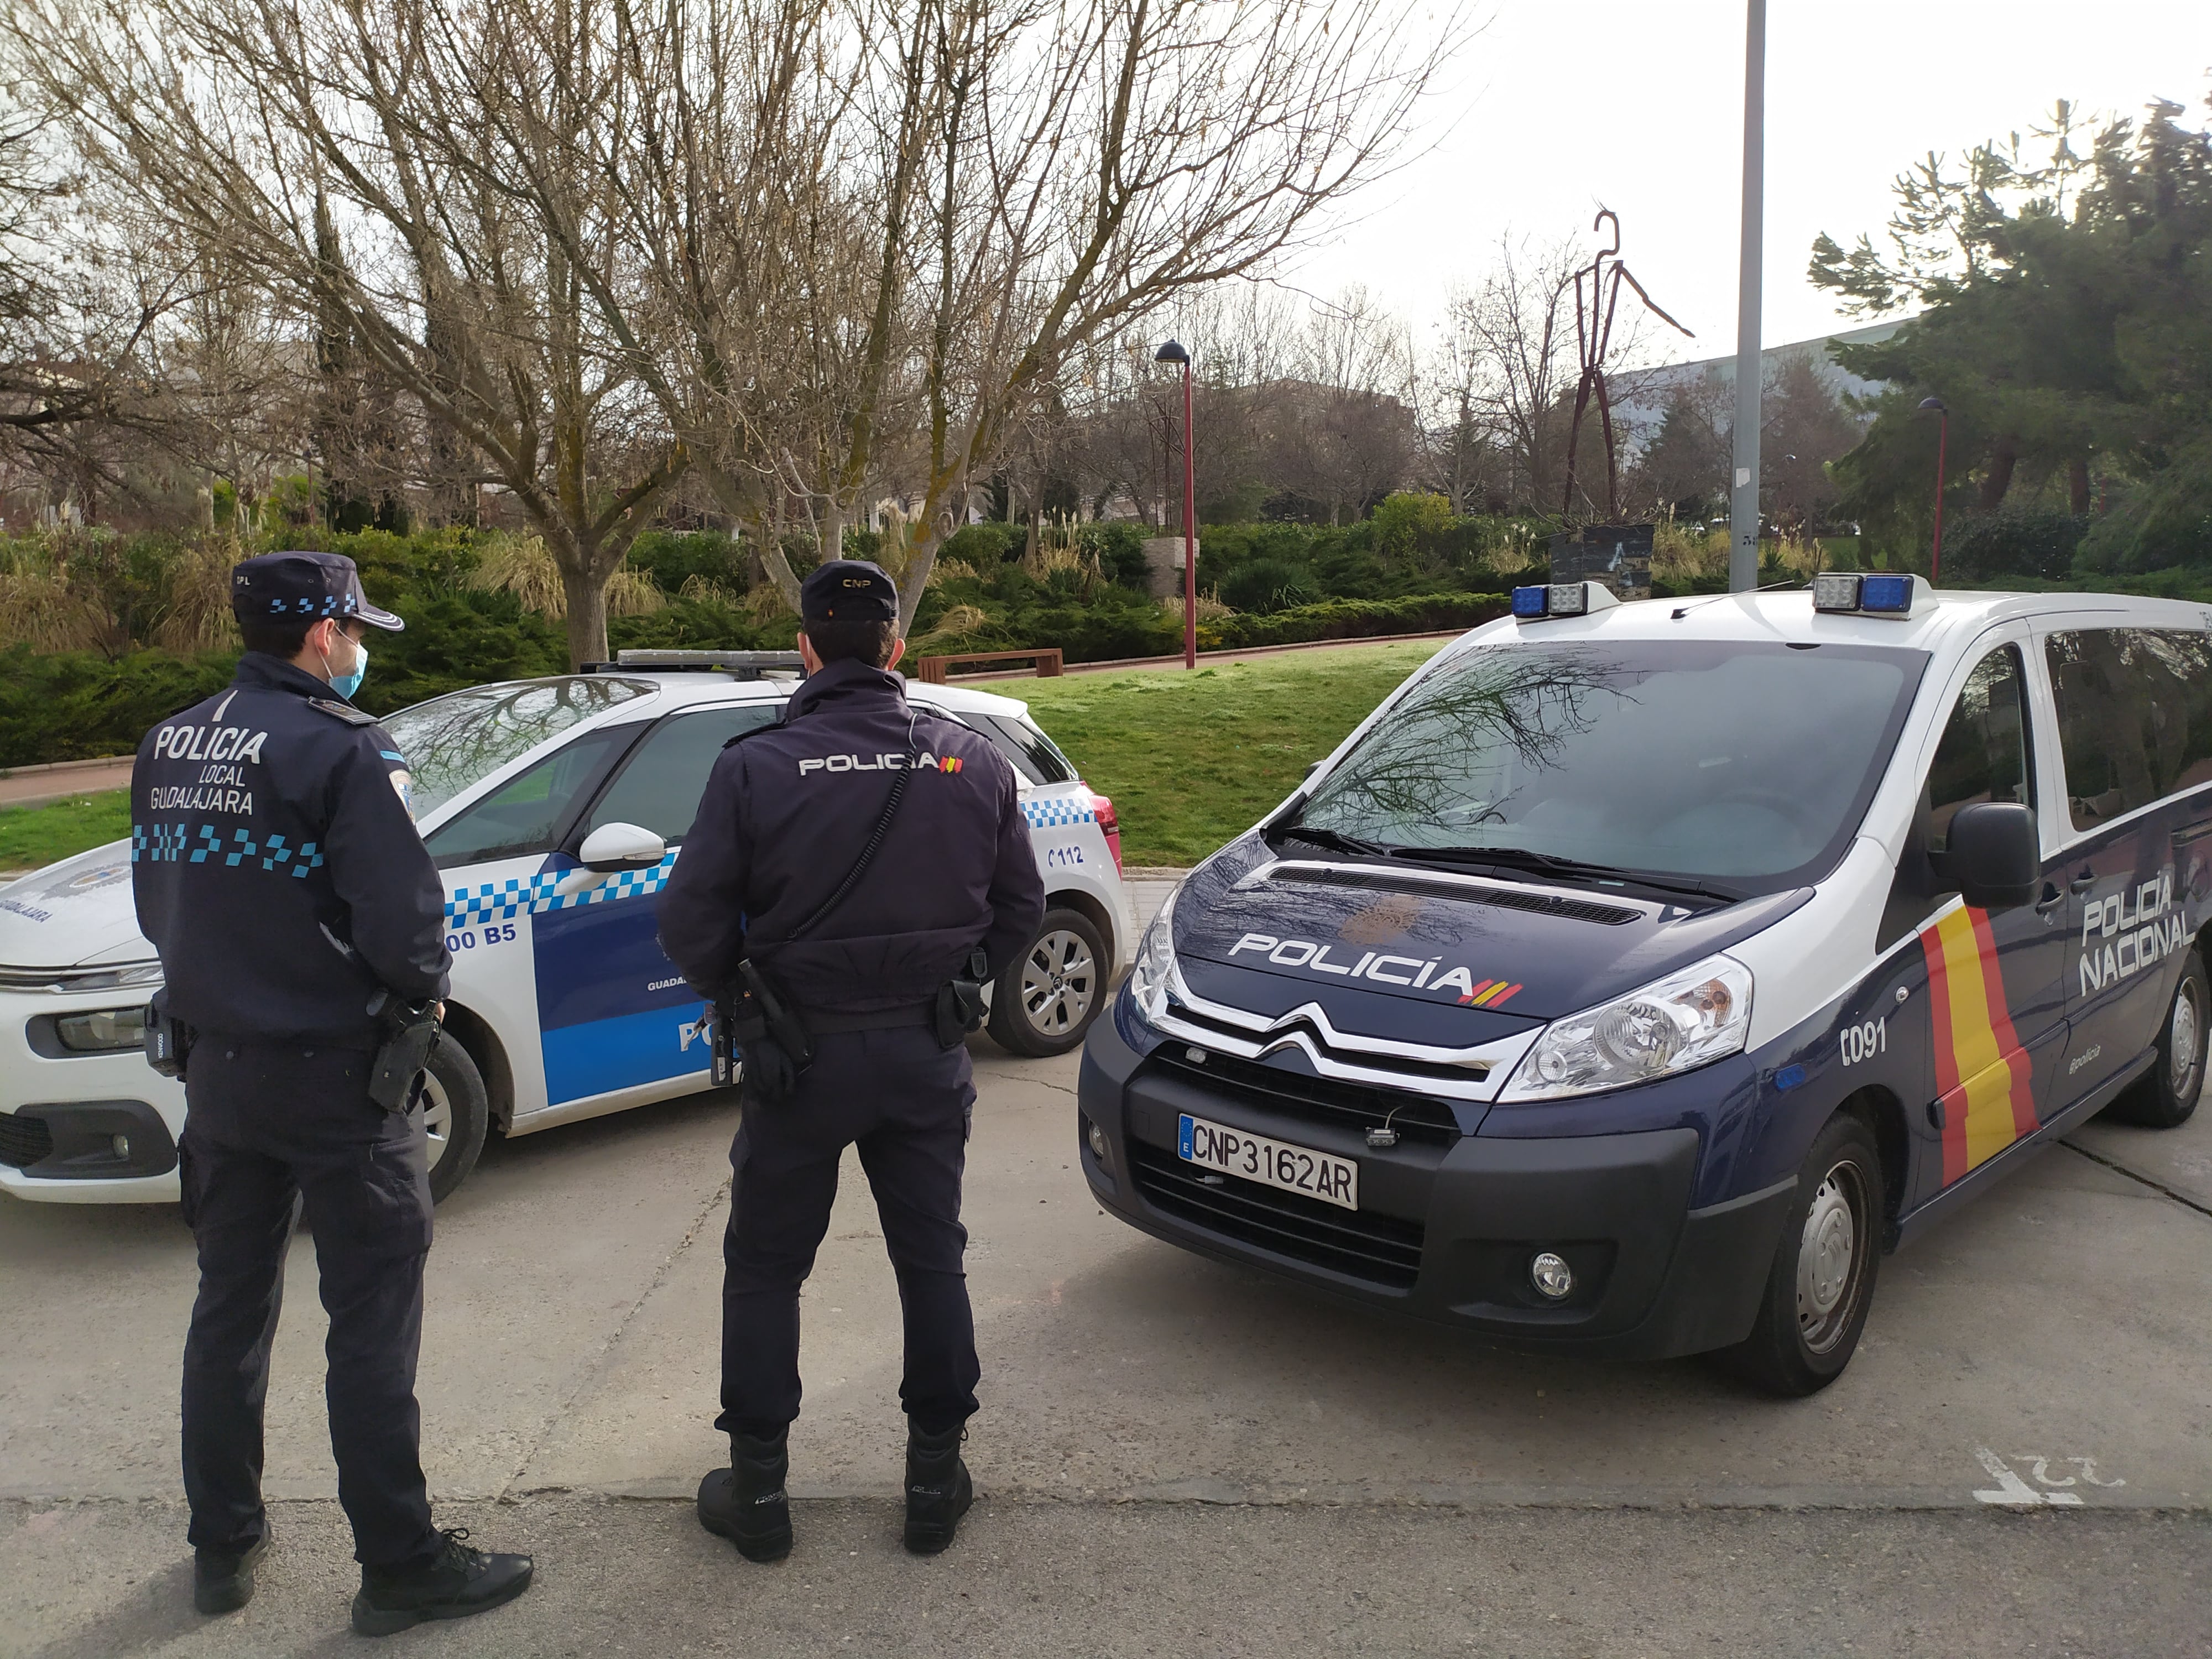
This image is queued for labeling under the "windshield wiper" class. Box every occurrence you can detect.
[1390,845,1744,904]
[1271,823,1390,859]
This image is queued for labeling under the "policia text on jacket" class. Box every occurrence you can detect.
[1081,577,2209,1395]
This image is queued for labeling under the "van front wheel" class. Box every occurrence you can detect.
[1715,1112,1883,1397]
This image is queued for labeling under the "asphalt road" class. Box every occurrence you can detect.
[4,892,2210,1654]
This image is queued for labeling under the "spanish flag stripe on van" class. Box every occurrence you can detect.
[1918,905,2039,1187]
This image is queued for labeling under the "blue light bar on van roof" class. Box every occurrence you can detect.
[1512,582,1620,622]
[1811,572,1933,619]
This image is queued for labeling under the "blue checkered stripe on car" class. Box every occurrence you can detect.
[445,852,680,927]
[1020,797,1096,830]
[132,823,324,874]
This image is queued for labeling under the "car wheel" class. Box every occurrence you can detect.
[988,908,1109,1057]
[1715,1111,1884,1397]
[2104,948,2207,1129]
[420,1032,490,1203]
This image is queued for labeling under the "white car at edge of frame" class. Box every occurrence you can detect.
[0,651,1129,1205]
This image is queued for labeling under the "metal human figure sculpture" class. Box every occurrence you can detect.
[1561,210,1696,521]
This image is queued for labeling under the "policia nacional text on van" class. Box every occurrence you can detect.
[658,559,1046,1561]
[131,552,534,1634]
[1083,575,2208,1395]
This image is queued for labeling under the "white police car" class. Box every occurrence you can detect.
[1082,576,2210,1394]
[0,651,1128,1204]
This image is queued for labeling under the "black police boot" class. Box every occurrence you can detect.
[193,1524,272,1616]
[902,1422,973,1556]
[697,1431,793,1562]
[351,1527,535,1637]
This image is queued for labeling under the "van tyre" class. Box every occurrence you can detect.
[1716,1112,1882,1397]
[421,1034,490,1204]
[989,908,1108,1057]
[2104,949,2206,1129]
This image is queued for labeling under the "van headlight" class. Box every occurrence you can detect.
[1127,885,1181,1024]
[1500,954,1752,1101]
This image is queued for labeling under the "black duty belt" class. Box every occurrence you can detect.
[804,1002,937,1036]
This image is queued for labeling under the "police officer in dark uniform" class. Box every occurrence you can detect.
[132,552,533,1635]
[658,558,1045,1562]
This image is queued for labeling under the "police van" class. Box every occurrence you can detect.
[0,652,1128,1205]
[1079,577,2208,1394]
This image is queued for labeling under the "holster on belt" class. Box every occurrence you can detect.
[721,959,813,1107]
[933,947,992,1049]
[367,991,441,1115]
[142,986,195,1081]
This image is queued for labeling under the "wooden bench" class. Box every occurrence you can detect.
[914,648,1064,685]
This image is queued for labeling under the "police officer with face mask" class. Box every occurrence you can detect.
[658,559,1046,1563]
[132,552,533,1636]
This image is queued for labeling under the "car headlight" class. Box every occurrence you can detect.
[55,1005,149,1053]
[1500,954,1752,1101]
[1127,884,1181,1023]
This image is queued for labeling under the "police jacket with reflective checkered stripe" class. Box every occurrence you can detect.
[656,655,1046,1015]
[130,652,450,1048]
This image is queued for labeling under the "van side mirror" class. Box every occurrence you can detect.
[1945,802,2038,910]
[578,821,668,873]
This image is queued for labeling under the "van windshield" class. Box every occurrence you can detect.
[1291,638,1927,895]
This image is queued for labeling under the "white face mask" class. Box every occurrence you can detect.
[319,625,368,699]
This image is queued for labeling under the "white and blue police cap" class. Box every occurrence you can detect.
[230,551,404,631]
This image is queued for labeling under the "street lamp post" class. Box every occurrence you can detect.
[1919,396,1949,585]
[1728,0,1766,593]
[1156,339,1196,669]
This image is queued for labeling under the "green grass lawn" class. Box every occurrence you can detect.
[0,643,1444,877]
[0,790,132,874]
[1015,640,1447,867]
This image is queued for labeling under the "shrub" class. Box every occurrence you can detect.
[2077,442,2212,576]
[1944,509,2090,583]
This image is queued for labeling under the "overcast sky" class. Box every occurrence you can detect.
[1284,1,2212,366]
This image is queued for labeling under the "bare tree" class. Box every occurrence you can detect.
[1439,237,1581,513]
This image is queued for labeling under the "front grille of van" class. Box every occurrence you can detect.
[0,1112,54,1170]
[1129,1141,1425,1289]
[1148,1047,1462,1145]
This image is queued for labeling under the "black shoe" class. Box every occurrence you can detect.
[697,1431,792,1562]
[351,1528,535,1637]
[903,1423,974,1556]
[194,1525,272,1615]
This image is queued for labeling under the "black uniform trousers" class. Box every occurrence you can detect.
[718,1026,980,1439]
[177,1041,440,1568]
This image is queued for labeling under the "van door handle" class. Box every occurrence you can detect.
[2036,881,2067,911]
[2069,869,2098,894]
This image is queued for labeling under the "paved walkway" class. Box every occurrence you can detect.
[0,759,133,811]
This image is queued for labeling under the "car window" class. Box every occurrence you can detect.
[1923,644,2032,853]
[969,712,1076,785]
[1293,638,1927,893]
[581,704,784,843]
[2045,629,2212,832]
[383,676,655,817]
[424,726,632,865]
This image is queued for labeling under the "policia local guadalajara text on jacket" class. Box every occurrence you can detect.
[657,558,1046,1563]
[131,551,533,1637]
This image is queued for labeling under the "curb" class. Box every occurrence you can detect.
[942,630,1466,684]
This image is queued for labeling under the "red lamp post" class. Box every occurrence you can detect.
[1156,338,1196,669]
[1919,395,1949,585]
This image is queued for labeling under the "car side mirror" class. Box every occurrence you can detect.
[1945,802,2038,911]
[578,821,667,873]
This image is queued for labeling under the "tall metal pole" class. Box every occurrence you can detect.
[1931,410,1948,584]
[1181,359,1197,670]
[1728,0,1766,593]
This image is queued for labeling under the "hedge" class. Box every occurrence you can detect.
[1197,592,1509,651]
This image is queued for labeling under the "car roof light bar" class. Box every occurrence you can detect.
[1511,582,1621,623]
[1810,572,1933,619]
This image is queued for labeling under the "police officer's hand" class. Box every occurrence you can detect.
[741,1040,797,1105]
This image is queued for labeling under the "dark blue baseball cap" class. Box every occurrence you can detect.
[230,551,404,631]
[800,559,900,627]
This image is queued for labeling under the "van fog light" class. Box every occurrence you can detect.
[112,1134,131,1159]
[1083,1117,1113,1172]
[1530,1251,1574,1301]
